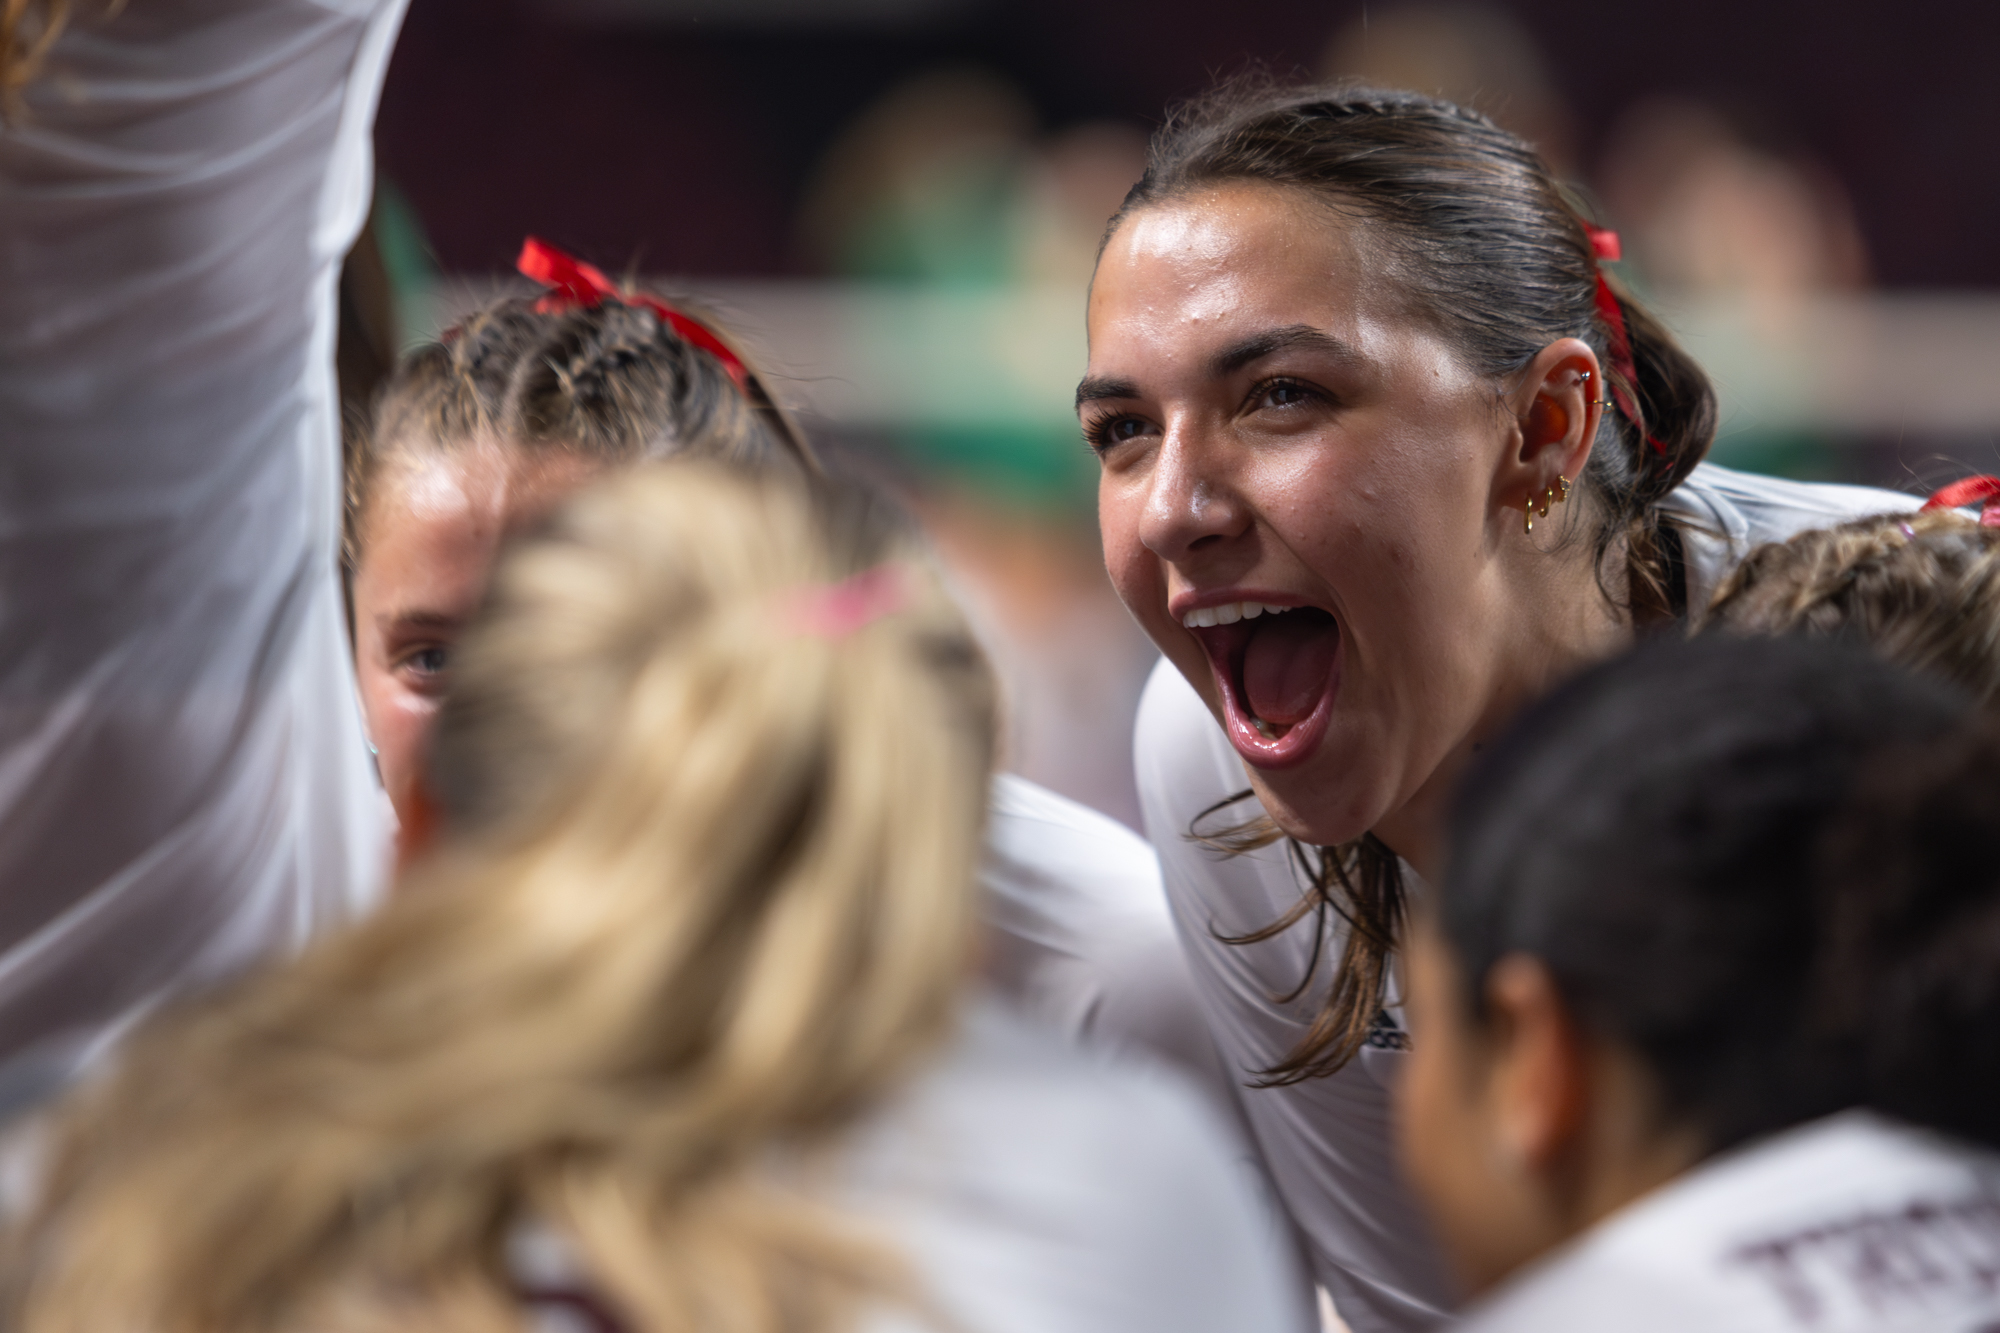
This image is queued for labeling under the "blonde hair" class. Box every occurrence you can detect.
[1702,508,2000,706]
[10,463,996,1333]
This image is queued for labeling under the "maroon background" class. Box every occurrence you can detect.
[375,0,2000,287]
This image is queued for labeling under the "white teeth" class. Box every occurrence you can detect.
[1180,601,1297,630]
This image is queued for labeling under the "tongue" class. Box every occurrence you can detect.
[1242,613,1338,726]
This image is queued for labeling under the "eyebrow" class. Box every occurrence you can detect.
[1074,324,1364,411]
[1075,375,1140,411]
[1208,324,1364,377]
[378,610,462,633]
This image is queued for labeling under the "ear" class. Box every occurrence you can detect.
[1481,953,1590,1173]
[1495,339,1604,528]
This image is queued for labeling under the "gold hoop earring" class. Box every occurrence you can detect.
[1524,475,1570,535]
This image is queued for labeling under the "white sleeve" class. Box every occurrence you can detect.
[980,772,1235,1102]
[851,1000,1318,1333]
[0,0,404,1108]
[1668,462,1923,608]
[1134,660,1454,1333]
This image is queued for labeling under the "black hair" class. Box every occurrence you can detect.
[1442,635,1998,1153]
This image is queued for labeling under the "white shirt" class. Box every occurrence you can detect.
[0,0,402,1111]
[982,774,1235,1104]
[1461,1112,2000,1333]
[515,995,1316,1333]
[1133,463,1924,1332]
[0,0,1227,1170]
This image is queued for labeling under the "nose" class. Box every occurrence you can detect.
[1137,428,1249,565]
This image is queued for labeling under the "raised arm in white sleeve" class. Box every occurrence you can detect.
[0,0,404,1113]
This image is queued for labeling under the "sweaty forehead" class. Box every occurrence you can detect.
[1089,182,1404,341]
[362,438,606,550]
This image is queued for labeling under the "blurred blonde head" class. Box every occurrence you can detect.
[1702,507,2000,706]
[9,462,996,1333]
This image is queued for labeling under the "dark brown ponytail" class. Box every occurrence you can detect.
[1116,79,1719,1078]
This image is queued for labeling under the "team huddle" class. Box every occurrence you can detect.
[4,3,1999,1333]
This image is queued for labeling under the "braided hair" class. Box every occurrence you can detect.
[1704,508,2000,710]
[343,293,814,589]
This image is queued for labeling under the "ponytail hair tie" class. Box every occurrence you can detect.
[517,237,750,392]
[1581,223,1667,458]
[779,564,910,638]
[1921,475,2000,527]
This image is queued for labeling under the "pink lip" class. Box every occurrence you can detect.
[1187,612,1342,771]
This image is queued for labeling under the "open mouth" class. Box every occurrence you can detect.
[1185,602,1342,768]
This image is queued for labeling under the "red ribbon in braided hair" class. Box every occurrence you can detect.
[1921,475,2000,527]
[1582,224,1666,457]
[516,237,750,391]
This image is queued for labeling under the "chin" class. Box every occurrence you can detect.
[1245,764,1381,850]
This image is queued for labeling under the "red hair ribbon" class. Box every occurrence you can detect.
[781,564,910,638]
[516,236,750,391]
[1582,223,1667,457]
[1921,475,2000,527]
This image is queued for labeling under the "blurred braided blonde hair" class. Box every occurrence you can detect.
[1703,507,2000,706]
[9,462,995,1333]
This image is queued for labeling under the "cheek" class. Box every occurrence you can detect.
[355,660,438,800]
[1098,475,1163,616]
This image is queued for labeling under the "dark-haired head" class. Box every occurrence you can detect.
[1088,79,1720,1078]
[1402,634,2000,1290]
[1106,80,1717,606]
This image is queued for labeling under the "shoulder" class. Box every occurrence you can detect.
[987,773,1159,903]
[982,774,1221,1079]
[1134,657,1238,800]
[1667,464,1922,607]
[850,998,1310,1333]
[1465,1112,2000,1333]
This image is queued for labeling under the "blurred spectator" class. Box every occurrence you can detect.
[1320,2,1574,173]
[797,68,1157,826]
[1599,97,1872,478]
[1600,97,1870,328]
[797,67,1038,284]
[1017,120,1150,287]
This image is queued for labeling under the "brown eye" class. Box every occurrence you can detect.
[1086,414,1153,454]
[1257,380,1312,410]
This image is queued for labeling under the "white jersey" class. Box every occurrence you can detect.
[0,0,402,1111]
[1133,463,1924,1332]
[513,996,1312,1333]
[0,0,1225,1167]
[1461,1112,2000,1333]
[982,774,1234,1102]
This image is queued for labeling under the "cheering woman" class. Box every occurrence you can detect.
[1082,84,1921,1329]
